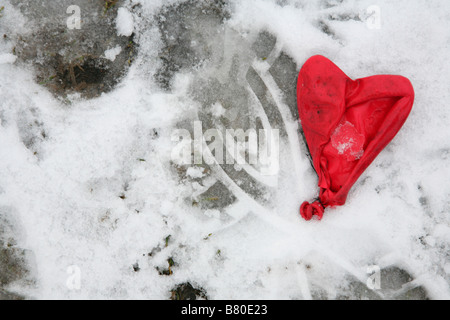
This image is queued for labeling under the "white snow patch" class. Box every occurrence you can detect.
[186,167,206,179]
[116,7,134,37]
[210,102,226,117]
[104,46,122,61]
[0,53,17,64]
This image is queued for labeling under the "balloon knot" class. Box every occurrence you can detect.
[300,200,324,221]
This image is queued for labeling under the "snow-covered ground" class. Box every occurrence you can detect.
[0,0,449,299]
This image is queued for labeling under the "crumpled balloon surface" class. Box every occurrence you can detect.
[297,55,415,220]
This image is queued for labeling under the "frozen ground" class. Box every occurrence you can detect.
[0,0,449,300]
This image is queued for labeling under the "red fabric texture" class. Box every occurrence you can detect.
[297,55,414,220]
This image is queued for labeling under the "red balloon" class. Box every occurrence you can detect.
[297,55,415,221]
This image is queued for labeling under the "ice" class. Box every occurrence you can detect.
[0,0,449,300]
[331,121,365,161]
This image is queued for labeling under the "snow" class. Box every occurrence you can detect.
[186,167,206,179]
[0,0,449,300]
[104,46,122,62]
[0,53,16,64]
[116,7,134,37]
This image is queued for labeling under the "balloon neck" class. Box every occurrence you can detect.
[300,200,325,221]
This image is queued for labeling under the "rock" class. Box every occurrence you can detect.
[170,282,207,300]
[0,207,33,300]
[11,0,136,99]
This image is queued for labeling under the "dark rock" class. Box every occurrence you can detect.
[0,207,33,300]
[170,282,207,300]
[199,181,236,210]
[11,0,137,99]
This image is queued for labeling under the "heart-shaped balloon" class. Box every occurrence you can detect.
[297,55,414,221]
